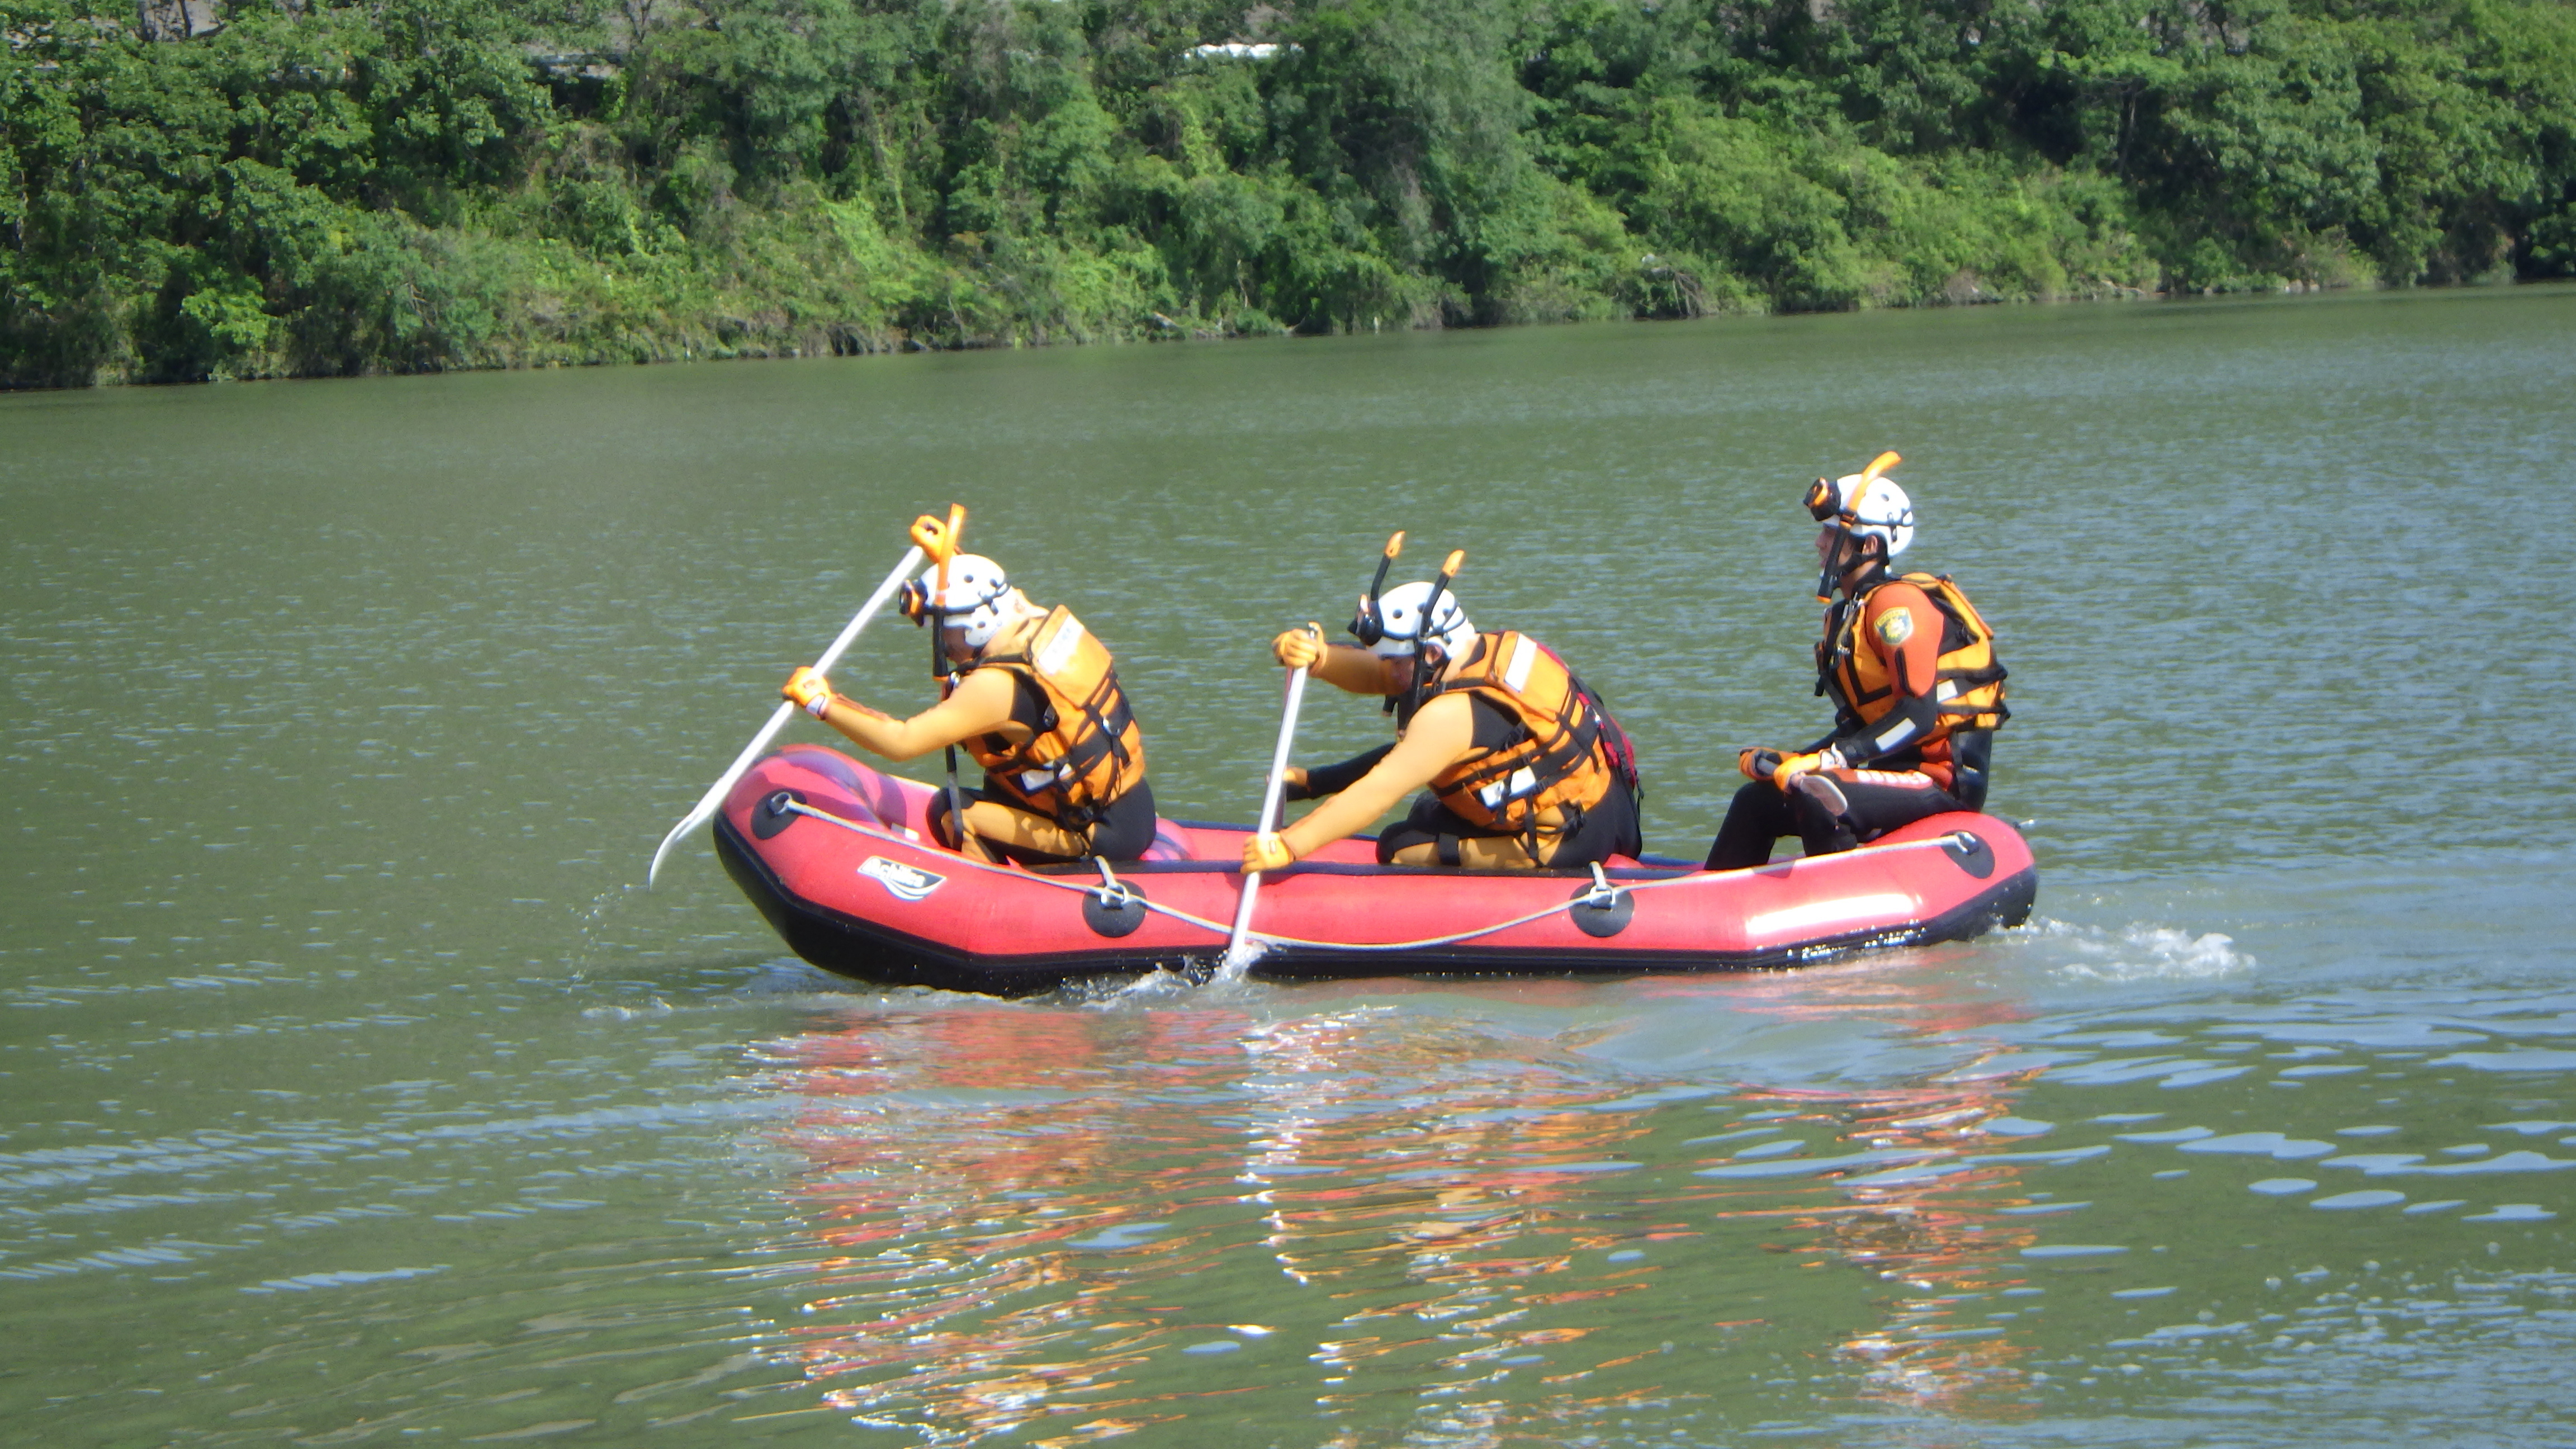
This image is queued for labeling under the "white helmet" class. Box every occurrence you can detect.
[1805,452,1916,558]
[1368,580,1476,660]
[902,553,1015,652]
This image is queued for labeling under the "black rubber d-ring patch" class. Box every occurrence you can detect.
[1942,832,1996,879]
[1566,884,1633,938]
[752,789,805,841]
[1083,884,1148,938]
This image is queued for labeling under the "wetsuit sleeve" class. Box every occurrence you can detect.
[1294,742,1396,800]
[1465,695,1518,750]
[1006,673,1052,733]
[1827,583,1945,766]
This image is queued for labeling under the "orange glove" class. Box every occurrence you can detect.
[1769,749,1843,792]
[1239,832,1298,874]
[1738,748,1783,782]
[1272,625,1326,671]
[782,666,836,719]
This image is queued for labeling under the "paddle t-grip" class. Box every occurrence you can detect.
[910,504,968,593]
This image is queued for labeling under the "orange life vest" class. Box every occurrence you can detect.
[959,607,1146,830]
[1426,632,1619,834]
[1817,572,2009,741]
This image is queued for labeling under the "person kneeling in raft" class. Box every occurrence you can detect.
[783,552,1156,865]
[1239,546,1642,874]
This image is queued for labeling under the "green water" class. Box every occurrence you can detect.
[5,286,2574,1446]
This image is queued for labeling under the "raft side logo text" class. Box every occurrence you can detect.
[859,856,946,902]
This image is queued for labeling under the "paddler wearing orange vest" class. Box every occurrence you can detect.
[1240,542,1642,874]
[783,550,1156,865]
[1705,452,2008,871]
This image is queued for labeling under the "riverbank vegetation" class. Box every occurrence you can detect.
[5,0,2572,386]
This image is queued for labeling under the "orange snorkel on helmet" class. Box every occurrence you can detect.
[1807,450,1915,600]
[897,505,1014,670]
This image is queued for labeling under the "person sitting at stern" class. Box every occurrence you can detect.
[1240,549,1641,875]
[1705,452,2007,871]
[783,553,1155,864]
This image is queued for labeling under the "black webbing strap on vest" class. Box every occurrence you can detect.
[1439,691,1602,816]
[1006,673,1136,834]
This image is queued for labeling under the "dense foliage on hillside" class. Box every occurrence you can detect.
[4,0,2572,385]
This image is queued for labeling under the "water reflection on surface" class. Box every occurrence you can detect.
[716,962,2576,1445]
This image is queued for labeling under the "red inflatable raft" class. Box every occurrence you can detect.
[712,745,2037,996]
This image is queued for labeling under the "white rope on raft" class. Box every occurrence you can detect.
[775,799,1977,956]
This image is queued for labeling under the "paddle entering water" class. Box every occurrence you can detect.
[645,541,927,889]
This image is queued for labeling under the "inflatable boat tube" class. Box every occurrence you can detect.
[713,745,2037,997]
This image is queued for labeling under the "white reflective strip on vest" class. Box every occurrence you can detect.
[1018,769,1055,793]
[1035,615,1086,676]
[1873,717,1919,751]
[1934,678,1959,701]
[1476,765,1540,808]
[1502,634,1538,693]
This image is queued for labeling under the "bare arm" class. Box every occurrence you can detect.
[1306,643,1409,697]
[1278,692,1473,857]
[820,667,1024,762]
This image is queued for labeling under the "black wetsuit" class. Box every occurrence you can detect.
[1704,769,1961,871]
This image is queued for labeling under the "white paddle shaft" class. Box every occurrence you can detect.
[1224,652,1314,969]
[646,546,927,888]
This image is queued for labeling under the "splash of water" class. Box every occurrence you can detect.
[568,882,644,979]
[2023,917,2253,982]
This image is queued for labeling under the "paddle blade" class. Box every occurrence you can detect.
[646,812,701,891]
[1219,934,1271,974]
[647,546,923,889]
